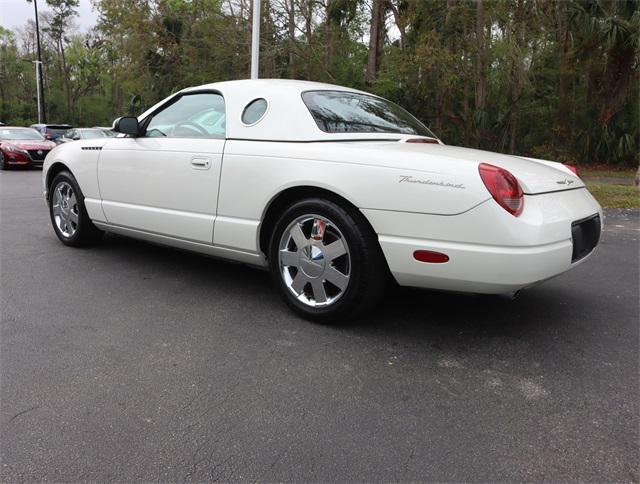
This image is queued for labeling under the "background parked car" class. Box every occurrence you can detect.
[92,126,117,135]
[0,126,56,169]
[30,123,73,143]
[59,128,116,143]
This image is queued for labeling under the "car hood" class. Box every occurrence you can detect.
[353,141,584,195]
[2,140,56,150]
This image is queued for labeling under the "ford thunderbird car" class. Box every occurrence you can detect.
[42,79,602,321]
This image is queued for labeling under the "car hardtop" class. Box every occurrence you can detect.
[137,79,421,143]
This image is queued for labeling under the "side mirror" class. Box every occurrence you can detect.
[113,116,140,136]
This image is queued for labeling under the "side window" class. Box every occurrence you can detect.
[241,98,268,125]
[144,93,226,139]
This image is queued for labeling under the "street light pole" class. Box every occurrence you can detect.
[250,0,261,79]
[33,61,43,123]
[32,0,46,123]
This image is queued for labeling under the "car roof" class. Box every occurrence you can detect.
[182,78,367,96]
[138,79,391,142]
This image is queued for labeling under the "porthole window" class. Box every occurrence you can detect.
[241,98,268,125]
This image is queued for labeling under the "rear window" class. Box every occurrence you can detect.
[302,91,436,138]
[47,127,71,136]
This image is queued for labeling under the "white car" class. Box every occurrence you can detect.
[42,79,602,321]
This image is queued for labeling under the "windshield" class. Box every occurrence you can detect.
[82,129,109,139]
[302,91,437,138]
[0,128,45,141]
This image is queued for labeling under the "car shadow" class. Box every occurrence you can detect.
[0,165,43,172]
[92,232,587,345]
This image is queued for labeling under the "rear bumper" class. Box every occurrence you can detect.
[379,235,580,294]
[364,187,603,294]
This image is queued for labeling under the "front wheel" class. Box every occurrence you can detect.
[49,171,103,247]
[268,198,387,323]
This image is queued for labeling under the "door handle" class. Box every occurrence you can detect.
[191,157,211,170]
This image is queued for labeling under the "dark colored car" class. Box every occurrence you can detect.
[0,127,57,169]
[30,123,73,143]
[59,127,116,143]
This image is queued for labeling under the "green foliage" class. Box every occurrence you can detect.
[2,0,638,166]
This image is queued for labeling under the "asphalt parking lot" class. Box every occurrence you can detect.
[1,169,638,482]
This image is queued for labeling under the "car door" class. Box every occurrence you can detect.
[97,91,226,244]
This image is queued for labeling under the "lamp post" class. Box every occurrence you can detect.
[21,58,44,123]
[250,0,261,79]
[32,0,46,123]
[33,60,43,123]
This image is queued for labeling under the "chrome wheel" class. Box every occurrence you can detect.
[278,214,351,307]
[52,181,79,238]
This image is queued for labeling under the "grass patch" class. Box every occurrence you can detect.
[579,165,637,179]
[581,169,636,179]
[586,182,639,208]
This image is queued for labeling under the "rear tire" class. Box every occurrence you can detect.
[49,170,103,247]
[268,198,387,323]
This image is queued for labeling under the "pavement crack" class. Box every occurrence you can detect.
[7,405,40,423]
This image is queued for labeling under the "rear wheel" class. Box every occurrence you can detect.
[268,198,387,323]
[49,171,103,247]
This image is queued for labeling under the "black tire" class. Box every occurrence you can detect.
[0,151,8,170]
[268,198,388,323]
[49,170,103,247]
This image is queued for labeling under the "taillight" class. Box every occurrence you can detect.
[564,164,579,177]
[478,163,524,217]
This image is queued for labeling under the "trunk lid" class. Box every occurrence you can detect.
[369,141,584,194]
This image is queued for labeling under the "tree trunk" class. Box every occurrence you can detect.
[599,34,636,127]
[556,0,571,145]
[388,1,406,50]
[60,38,72,121]
[305,0,313,80]
[474,0,486,112]
[365,0,386,84]
[463,18,471,145]
[288,0,296,78]
[509,0,526,154]
[325,0,335,76]
[262,0,277,77]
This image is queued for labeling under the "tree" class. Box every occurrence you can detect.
[43,0,79,119]
[366,0,387,83]
[1,0,637,168]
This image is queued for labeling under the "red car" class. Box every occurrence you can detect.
[0,127,57,170]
